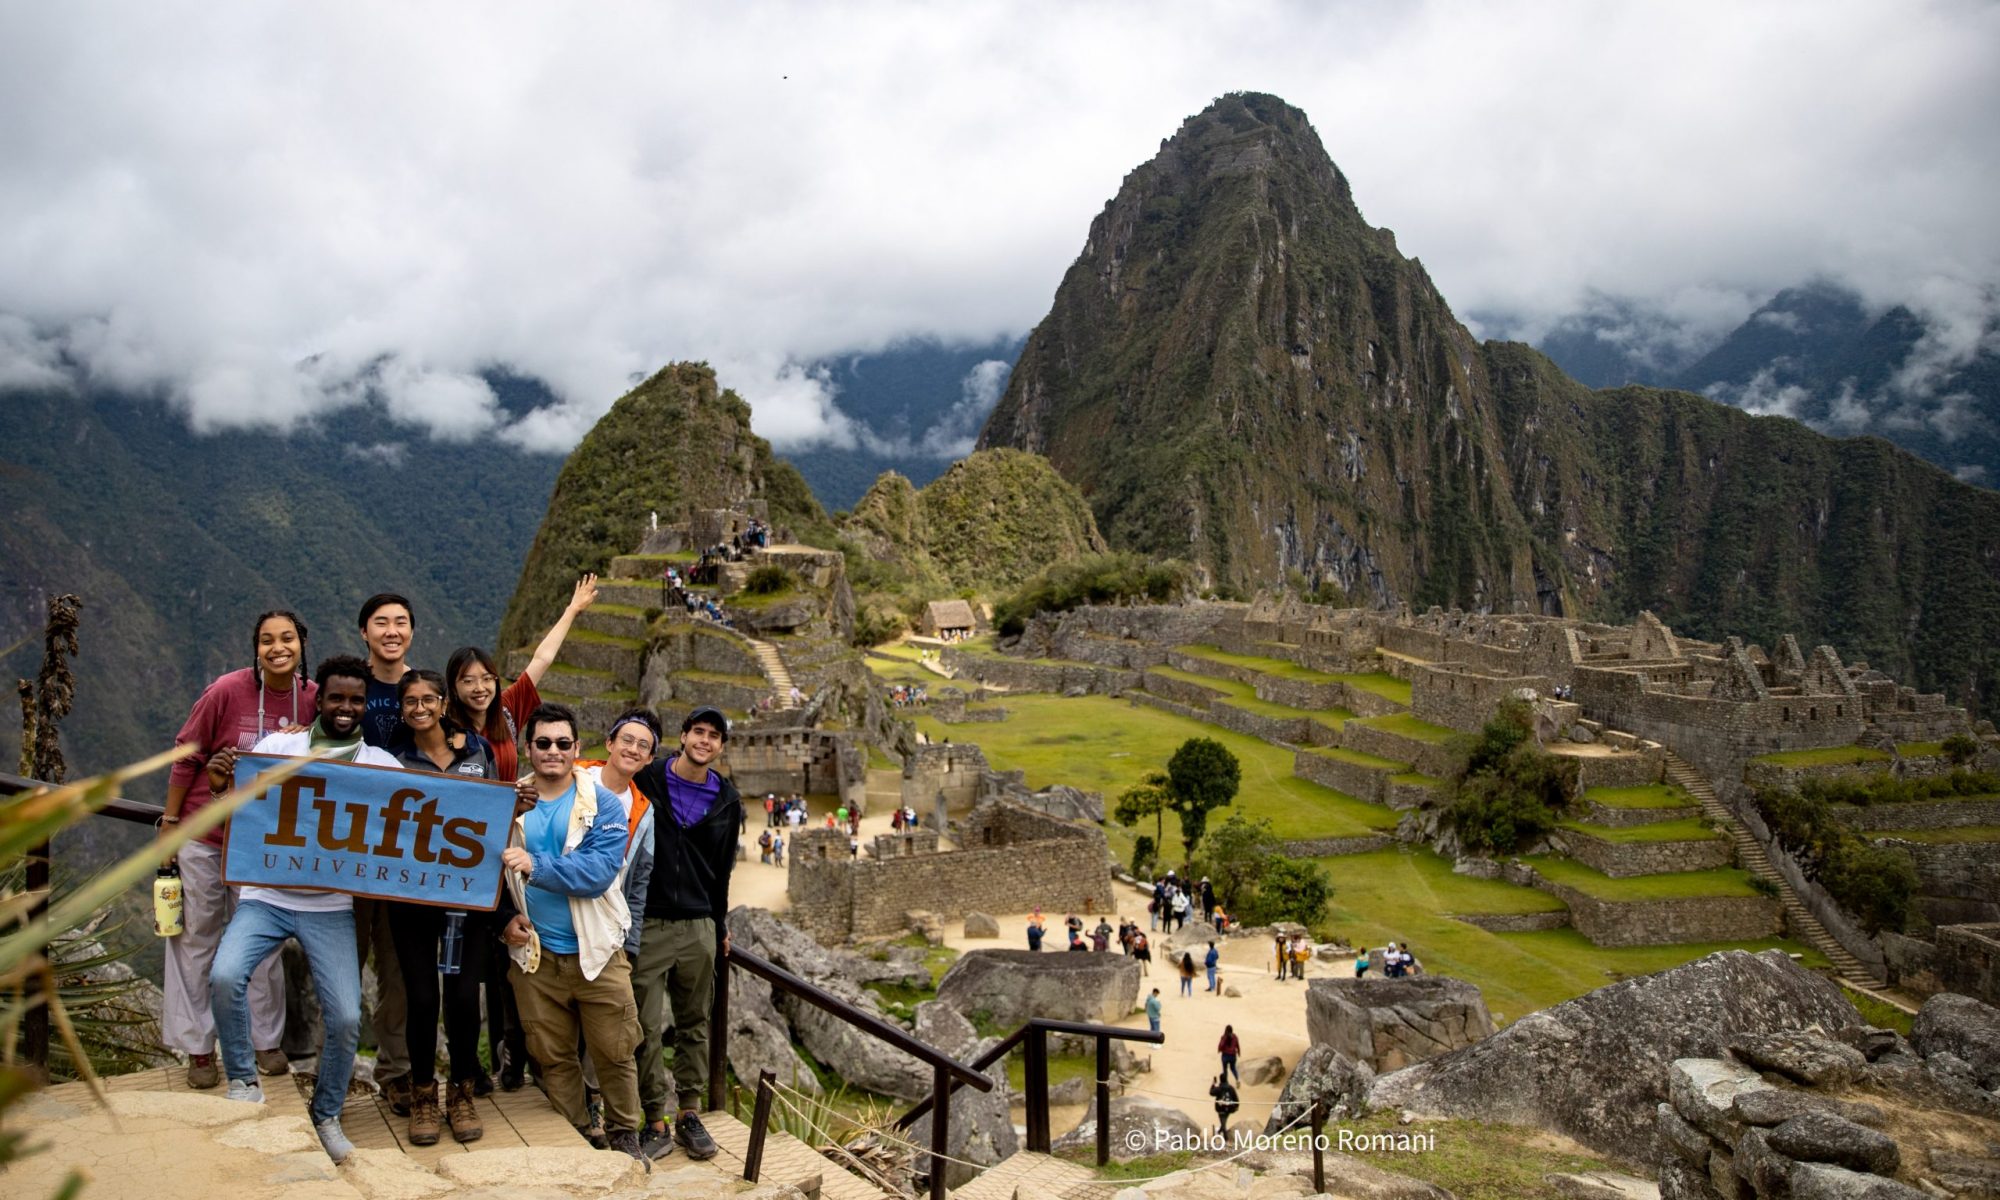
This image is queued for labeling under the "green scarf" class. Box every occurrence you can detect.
[307,718,366,761]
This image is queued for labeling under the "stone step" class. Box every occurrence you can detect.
[949,1151,1096,1200]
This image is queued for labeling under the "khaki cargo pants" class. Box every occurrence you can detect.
[510,948,643,1133]
[630,916,717,1120]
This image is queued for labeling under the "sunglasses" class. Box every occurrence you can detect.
[531,737,576,751]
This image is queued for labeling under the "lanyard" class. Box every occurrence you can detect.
[255,675,301,736]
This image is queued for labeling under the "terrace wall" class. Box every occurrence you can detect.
[1410,663,1553,733]
[1550,829,1732,878]
[1338,722,1457,778]
[1938,923,2000,1007]
[1528,874,1780,947]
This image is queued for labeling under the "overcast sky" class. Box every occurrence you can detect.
[2,0,1994,452]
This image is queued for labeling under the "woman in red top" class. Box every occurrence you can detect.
[158,610,317,1090]
[1218,1024,1241,1085]
[445,574,598,782]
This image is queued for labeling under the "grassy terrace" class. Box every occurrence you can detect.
[1175,643,1347,682]
[1316,847,1819,1022]
[674,668,768,686]
[619,550,701,565]
[1873,825,2000,843]
[1558,817,1721,844]
[1303,745,1408,770]
[1897,741,1945,757]
[1586,783,1695,809]
[1391,771,1447,788]
[1526,855,1763,900]
[1352,712,1457,744]
[1146,665,1354,725]
[1752,745,1893,768]
[912,693,1398,848]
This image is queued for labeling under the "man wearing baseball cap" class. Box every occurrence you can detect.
[627,706,740,1161]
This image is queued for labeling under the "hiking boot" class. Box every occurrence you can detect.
[575,1123,610,1150]
[446,1079,483,1143]
[675,1111,718,1161]
[381,1073,414,1116]
[607,1129,649,1166]
[186,1053,221,1090]
[255,1047,291,1076]
[639,1121,675,1161]
[224,1078,266,1105]
[316,1117,355,1165]
[584,1089,606,1143]
[408,1083,442,1146]
[499,1060,525,1091]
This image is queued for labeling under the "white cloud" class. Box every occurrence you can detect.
[0,1,1995,451]
[1706,367,1812,420]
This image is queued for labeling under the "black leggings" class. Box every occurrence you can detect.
[483,940,527,1073]
[389,903,496,1087]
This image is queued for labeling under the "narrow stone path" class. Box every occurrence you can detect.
[1659,751,1893,992]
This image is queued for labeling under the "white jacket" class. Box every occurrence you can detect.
[506,767,631,981]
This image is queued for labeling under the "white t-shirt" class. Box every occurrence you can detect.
[235,729,400,914]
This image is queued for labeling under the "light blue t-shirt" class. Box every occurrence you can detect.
[1145,993,1162,1020]
[524,784,580,954]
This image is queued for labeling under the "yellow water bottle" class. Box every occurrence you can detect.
[154,863,184,937]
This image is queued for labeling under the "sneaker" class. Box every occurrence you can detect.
[315,1117,355,1165]
[575,1123,610,1150]
[408,1084,442,1146]
[675,1111,718,1161]
[381,1073,413,1117]
[187,1053,221,1090]
[607,1129,649,1166]
[445,1079,483,1144]
[255,1047,291,1076]
[224,1078,266,1105]
[472,1070,494,1098]
[499,1060,525,1092]
[639,1122,675,1161]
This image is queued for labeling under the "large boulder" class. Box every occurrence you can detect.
[1263,1043,1374,1133]
[1368,950,1860,1164]
[907,1000,1017,1189]
[1306,976,1495,1072]
[963,912,1001,939]
[936,948,1140,1027]
[1910,992,2000,1090]
[1051,1095,1202,1162]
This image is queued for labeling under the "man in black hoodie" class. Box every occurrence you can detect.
[628,706,739,1162]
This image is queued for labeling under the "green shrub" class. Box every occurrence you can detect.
[992,552,1196,637]
[1130,835,1158,879]
[1189,813,1279,910]
[1799,768,2000,807]
[1241,856,1333,927]
[1442,700,1577,855]
[744,564,794,595]
[1756,788,1917,934]
[1942,733,1982,767]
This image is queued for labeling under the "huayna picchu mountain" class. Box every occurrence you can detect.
[978,91,2000,710]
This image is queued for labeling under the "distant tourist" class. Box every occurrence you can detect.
[1146,988,1163,1034]
[1178,952,1197,996]
[1026,919,1045,951]
[1273,933,1288,981]
[1354,947,1371,978]
[160,610,311,1091]
[1092,918,1112,952]
[1289,933,1309,980]
[1204,941,1220,992]
[1217,1025,1240,1084]
[1198,877,1215,923]
[771,830,785,866]
[758,829,773,864]
[1210,1074,1240,1135]
[1171,888,1190,931]
[1131,929,1151,975]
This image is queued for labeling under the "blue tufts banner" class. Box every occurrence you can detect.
[221,753,513,909]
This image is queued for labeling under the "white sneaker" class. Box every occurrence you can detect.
[224,1078,266,1104]
[316,1117,355,1164]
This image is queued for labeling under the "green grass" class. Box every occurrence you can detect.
[1840,984,1915,1036]
[1896,741,1945,758]
[1390,771,1447,789]
[1147,665,1354,724]
[1314,847,1821,1024]
[1002,1050,1096,1096]
[1871,825,2000,843]
[1353,712,1457,744]
[865,744,900,771]
[1558,817,1721,844]
[1303,745,1409,771]
[1585,784,1695,809]
[911,694,1399,851]
[1330,671,1414,705]
[673,668,769,686]
[1526,856,1763,899]
[618,550,701,565]
[1752,746,1893,768]
[1174,644,1349,683]
[567,628,645,648]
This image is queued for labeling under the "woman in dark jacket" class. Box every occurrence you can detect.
[389,669,500,1147]
[1210,1073,1240,1134]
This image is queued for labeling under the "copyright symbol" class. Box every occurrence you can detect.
[1124,1129,1150,1153]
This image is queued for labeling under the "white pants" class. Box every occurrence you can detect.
[161,841,285,1055]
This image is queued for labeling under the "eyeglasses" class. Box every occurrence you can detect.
[457,673,498,688]
[532,737,576,751]
[401,695,442,710]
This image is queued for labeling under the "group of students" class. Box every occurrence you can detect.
[1353,941,1420,978]
[161,579,740,1168]
[1148,871,1217,932]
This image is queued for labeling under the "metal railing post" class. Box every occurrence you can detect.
[1094,1033,1111,1167]
[744,1070,776,1183]
[928,1064,951,1200]
[1024,1025,1050,1153]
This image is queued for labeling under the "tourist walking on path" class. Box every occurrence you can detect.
[628,706,741,1162]
[771,829,784,866]
[1210,1074,1240,1135]
[1178,952,1197,997]
[1145,988,1162,1034]
[1217,1025,1240,1084]
[498,704,645,1162]
[204,654,395,1164]
[1354,947,1370,978]
[161,610,312,1090]
[1131,930,1151,975]
[1203,941,1220,992]
[1172,887,1190,932]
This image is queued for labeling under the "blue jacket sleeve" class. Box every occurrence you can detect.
[529,786,628,898]
[622,808,654,954]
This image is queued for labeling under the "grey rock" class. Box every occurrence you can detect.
[963,912,1001,939]
[1656,1102,1713,1169]
[1544,1170,1661,1200]
[1728,1031,1866,1087]
[1864,1057,2000,1120]
[1026,784,1103,823]
[1263,1044,1373,1133]
[1306,976,1496,1073]
[1241,1054,1286,1087]
[1166,921,1224,952]
[936,949,1140,1026]
[1707,1146,1741,1200]
[1051,1095,1201,1161]
[1834,1024,1908,1062]
[1928,1150,2000,1188]
[1660,1156,1724,1200]
[789,982,931,1101]
[906,910,946,946]
[1912,993,2000,1090]
[1923,1050,1976,1082]
[1224,985,1242,998]
[1786,1162,1929,1199]
[1368,950,1860,1163]
[1046,1076,1089,1107]
[1767,1112,1901,1176]
[907,1044,1015,1188]
[1732,1128,1795,1199]
[912,1000,978,1057]
[1733,1087,1885,1128]
[1669,1059,1772,1144]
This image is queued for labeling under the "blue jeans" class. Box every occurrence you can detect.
[1148,1013,1161,1033]
[212,901,359,1124]
[1180,976,1193,997]
[1205,965,1217,991]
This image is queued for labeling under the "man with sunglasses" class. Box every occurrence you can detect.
[627,706,741,1161]
[497,703,644,1161]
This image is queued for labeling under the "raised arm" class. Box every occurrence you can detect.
[519,574,599,687]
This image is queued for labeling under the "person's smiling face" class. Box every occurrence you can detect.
[256,615,303,678]
[608,722,657,774]
[400,679,444,733]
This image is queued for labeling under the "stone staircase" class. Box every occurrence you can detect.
[746,636,799,709]
[1660,751,1889,989]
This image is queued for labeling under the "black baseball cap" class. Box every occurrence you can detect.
[683,706,730,741]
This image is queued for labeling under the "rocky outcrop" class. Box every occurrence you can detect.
[1051,1095,1202,1162]
[962,912,1001,939]
[1305,977,1495,1072]
[1910,992,2000,1090]
[906,1001,1017,1189]
[935,948,1140,1026]
[1367,950,1859,1164]
[1263,1044,1375,1133]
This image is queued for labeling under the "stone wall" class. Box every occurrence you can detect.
[1128,690,1321,750]
[1881,930,1943,996]
[1019,604,1237,663]
[728,728,867,811]
[1386,775,1447,809]
[1877,837,2000,926]
[1551,747,1663,790]
[1410,663,1552,733]
[1451,911,1571,932]
[1337,721,1457,778]
[1577,798,1701,828]
[1527,872,1781,947]
[1282,833,1396,857]
[902,743,991,817]
[1841,798,2000,831]
[1938,922,2000,1006]
[1551,828,1733,878]
[943,649,1138,695]
[1293,749,1392,805]
[786,799,1113,942]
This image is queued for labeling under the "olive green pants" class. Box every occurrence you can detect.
[630,916,717,1120]
[510,949,643,1134]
